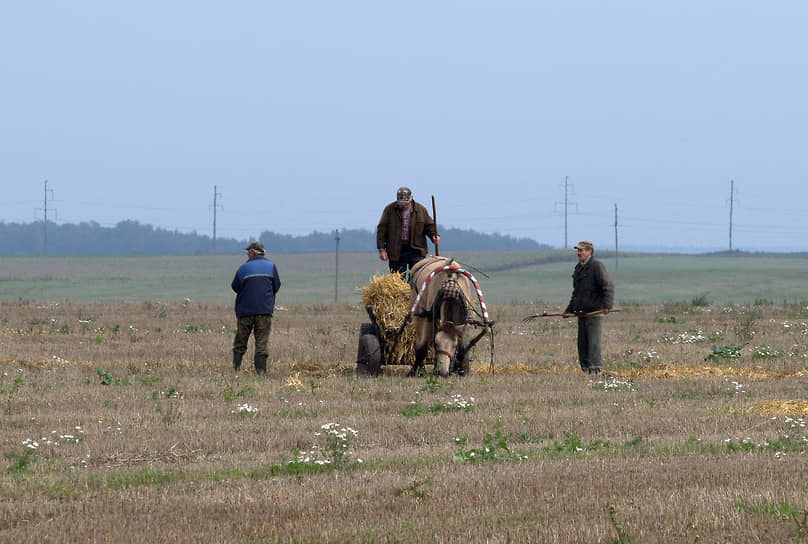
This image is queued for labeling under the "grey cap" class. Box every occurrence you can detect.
[396,186,412,205]
[574,240,594,251]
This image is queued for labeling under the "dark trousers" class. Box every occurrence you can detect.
[576,316,603,371]
[389,243,424,276]
[233,314,273,357]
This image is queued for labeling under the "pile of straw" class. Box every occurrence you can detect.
[747,400,808,416]
[470,362,537,375]
[283,372,304,391]
[616,364,791,380]
[360,273,418,365]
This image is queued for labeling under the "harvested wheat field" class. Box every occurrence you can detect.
[1,298,808,543]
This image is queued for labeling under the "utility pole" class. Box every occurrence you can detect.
[334,229,340,302]
[212,185,223,253]
[35,180,56,255]
[564,176,569,249]
[728,179,735,252]
[555,176,576,248]
[614,203,619,270]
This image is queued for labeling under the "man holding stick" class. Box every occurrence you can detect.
[563,240,615,374]
[376,187,440,276]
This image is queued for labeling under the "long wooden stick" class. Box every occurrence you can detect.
[431,195,439,256]
[522,308,621,322]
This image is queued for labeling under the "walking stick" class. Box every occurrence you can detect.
[431,195,439,256]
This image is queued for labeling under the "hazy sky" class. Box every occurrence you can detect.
[2,2,806,251]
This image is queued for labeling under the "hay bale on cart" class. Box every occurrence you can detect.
[356,273,420,375]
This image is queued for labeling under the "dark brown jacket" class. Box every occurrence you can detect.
[565,257,614,314]
[376,200,437,262]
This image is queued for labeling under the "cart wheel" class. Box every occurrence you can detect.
[356,323,382,376]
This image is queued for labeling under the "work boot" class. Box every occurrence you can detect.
[233,351,244,371]
[254,354,268,375]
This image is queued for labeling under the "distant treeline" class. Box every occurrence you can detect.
[0,220,548,256]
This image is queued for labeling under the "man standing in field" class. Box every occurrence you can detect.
[376,186,440,276]
[564,240,614,374]
[231,241,281,375]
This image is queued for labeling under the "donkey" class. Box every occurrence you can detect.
[407,256,477,377]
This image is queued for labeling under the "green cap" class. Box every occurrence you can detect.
[245,241,265,253]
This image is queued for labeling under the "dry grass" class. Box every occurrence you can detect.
[1,299,808,542]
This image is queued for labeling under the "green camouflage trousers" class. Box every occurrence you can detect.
[233,314,273,357]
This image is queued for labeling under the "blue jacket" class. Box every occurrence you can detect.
[231,256,281,317]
